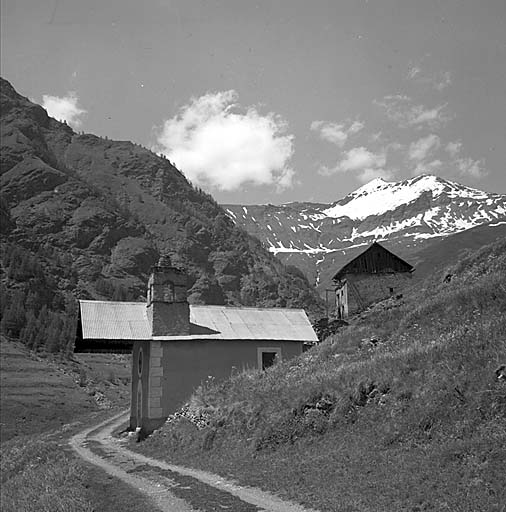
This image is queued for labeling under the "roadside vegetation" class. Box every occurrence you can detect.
[0,432,159,512]
[1,435,93,512]
[137,238,506,512]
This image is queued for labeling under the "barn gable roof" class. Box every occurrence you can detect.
[333,242,414,281]
[78,300,317,344]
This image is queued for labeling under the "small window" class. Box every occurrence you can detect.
[262,352,277,369]
[389,287,394,294]
[258,347,281,370]
[138,348,143,377]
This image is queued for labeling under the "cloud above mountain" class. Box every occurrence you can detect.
[41,92,87,128]
[406,135,485,179]
[406,66,452,91]
[408,134,441,162]
[319,146,392,183]
[154,90,294,192]
[371,85,486,183]
[374,95,450,129]
[456,157,487,179]
[310,119,363,147]
[445,141,462,157]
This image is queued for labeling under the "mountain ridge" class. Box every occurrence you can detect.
[224,174,506,291]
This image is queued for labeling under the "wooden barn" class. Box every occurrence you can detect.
[333,242,414,318]
[75,259,317,434]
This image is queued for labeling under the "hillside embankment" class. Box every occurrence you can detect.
[0,337,131,442]
[134,239,506,512]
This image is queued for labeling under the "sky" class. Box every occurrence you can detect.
[1,0,505,205]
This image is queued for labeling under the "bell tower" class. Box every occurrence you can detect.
[146,255,190,336]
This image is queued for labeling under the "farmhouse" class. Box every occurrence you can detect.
[75,259,317,434]
[333,242,414,318]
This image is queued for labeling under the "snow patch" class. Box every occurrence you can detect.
[322,175,492,221]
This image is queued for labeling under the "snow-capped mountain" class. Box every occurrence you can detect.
[223,175,506,291]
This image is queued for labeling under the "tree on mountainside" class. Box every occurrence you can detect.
[19,310,38,348]
[0,290,26,337]
[0,243,79,354]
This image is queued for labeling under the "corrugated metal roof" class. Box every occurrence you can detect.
[79,301,151,340]
[79,301,317,342]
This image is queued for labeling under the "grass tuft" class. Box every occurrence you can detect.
[0,436,93,512]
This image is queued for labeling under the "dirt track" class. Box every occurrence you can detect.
[70,411,319,512]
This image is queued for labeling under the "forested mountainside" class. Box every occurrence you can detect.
[225,175,506,292]
[0,78,323,352]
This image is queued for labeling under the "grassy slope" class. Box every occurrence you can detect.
[0,337,131,442]
[407,222,506,281]
[136,239,506,512]
[1,434,94,512]
[1,339,95,442]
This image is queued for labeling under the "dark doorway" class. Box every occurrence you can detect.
[262,351,277,370]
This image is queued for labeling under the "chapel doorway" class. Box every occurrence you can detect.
[136,383,142,428]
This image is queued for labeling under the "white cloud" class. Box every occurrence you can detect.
[41,92,87,128]
[311,121,348,146]
[455,157,487,179]
[356,168,395,183]
[154,90,294,192]
[407,66,421,80]
[405,138,486,180]
[433,71,452,91]
[338,146,386,172]
[310,119,364,147]
[406,64,452,91]
[386,141,404,152]
[319,146,391,183]
[349,120,364,134]
[410,105,448,126]
[412,159,443,176]
[408,134,441,161]
[375,95,450,129]
[445,141,462,157]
